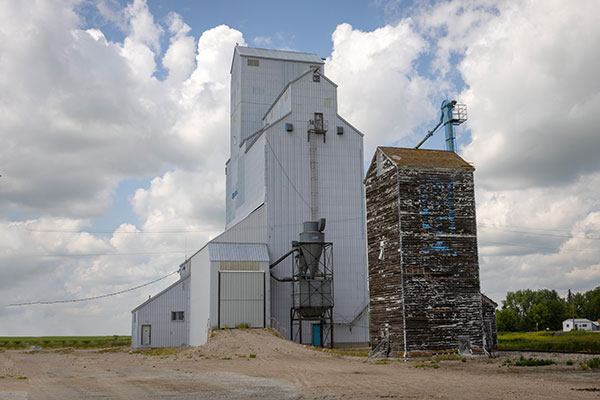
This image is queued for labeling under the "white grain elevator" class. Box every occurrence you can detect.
[132,46,369,348]
[226,47,369,347]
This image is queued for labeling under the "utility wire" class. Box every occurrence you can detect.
[36,250,187,257]
[3,270,178,307]
[479,225,600,241]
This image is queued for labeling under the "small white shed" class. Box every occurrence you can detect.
[131,241,270,348]
[563,318,600,332]
[131,276,190,348]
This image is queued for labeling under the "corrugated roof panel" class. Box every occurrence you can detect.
[236,46,323,64]
[379,147,475,170]
[208,242,270,262]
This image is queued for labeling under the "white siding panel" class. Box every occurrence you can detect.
[265,72,369,344]
[189,248,212,346]
[219,271,265,328]
[219,204,267,243]
[133,277,189,348]
[227,49,368,345]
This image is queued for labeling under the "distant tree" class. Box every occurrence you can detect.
[583,286,600,321]
[567,291,587,318]
[530,303,552,330]
[496,308,519,332]
[502,289,567,331]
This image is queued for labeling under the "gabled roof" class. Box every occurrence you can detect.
[378,147,475,171]
[131,275,189,313]
[481,293,498,307]
[563,318,598,324]
[208,242,269,262]
[235,46,323,64]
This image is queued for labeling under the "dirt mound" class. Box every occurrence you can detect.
[195,328,332,362]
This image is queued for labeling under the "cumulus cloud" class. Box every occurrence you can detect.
[0,0,243,334]
[460,0,600,190]
[1,0,599,334]
[326,21,437,157]
[452,0,600,301]
[327,0,600,305]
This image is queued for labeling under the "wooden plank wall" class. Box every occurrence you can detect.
[482,296,498,351]
[366,150,486,356]
[365,155,405,354]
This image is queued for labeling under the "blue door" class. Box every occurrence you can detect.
[312,324,321,347]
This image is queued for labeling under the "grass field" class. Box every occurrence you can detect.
[499,331,600,353]
[0,335,131,349]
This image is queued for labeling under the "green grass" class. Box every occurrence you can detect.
[502,355,555,367]
[580,357,600,369]
[513,355,555,367]
[133,347,179,357]
[498,331,600,353]
[0,336,131,349]
[319,347,370,357]
[433,353,467,362]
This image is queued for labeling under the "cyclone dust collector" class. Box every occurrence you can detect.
[270,219,334,347]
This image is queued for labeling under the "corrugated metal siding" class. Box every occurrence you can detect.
[219,271,265,328]
[236,47,323,64]
[265,71,369,344]
[225,48,368,344]
[189,247,212,346]
[132,276,189,348]
[232,50,324,146]
[218,204,268,244]
[226,134,266,227]
[208,242,269,262]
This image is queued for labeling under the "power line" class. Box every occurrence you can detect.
[479,224,600,240]
[25,228,220,234]
[35,250,187,257]
[479,240,595,253]
[3,270,178,307]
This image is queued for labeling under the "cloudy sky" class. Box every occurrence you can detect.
[1,0,598,335]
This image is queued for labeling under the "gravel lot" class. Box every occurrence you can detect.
[1,329,599,399]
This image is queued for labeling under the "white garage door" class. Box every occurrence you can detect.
[219,271,265,329]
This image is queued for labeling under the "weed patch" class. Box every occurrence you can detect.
[433,354,467,362]
[319,348,370,357]
[580,358,600,369]
[263,328,283,339]
[135,348,179,357]
[95,347,125,354]
[503,355,555,367]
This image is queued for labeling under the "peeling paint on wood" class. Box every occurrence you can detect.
[365,147,495,357]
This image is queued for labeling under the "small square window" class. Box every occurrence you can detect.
[171,311,184,321]
[247,59,259,67]
[313,74,320,82]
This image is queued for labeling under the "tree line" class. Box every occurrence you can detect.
[496,286,600,331]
